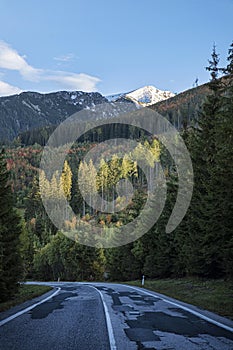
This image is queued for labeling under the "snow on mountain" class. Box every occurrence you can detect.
[106,85,174,106]
[105,92,126,102]
[125,85,175,106]
[0,86,175,141]
[0,90,107,141]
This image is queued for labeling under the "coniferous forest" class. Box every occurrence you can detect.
[0,43,233,302]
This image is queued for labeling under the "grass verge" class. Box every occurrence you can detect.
[0,284,52,313]
[125,278,233,320]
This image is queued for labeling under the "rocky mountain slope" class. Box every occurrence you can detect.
[0,91,107,142]
[2,77,228,143]
[0,85,175,142]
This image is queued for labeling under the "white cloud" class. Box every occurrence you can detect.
[0,41,101,94]
[45,71,100,92]
[0,41,41,81]
[0,81,22,96]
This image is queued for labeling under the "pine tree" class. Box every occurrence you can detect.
[107,244,141,281]
[0,149,22,301]
[20,219,35,279]
[223,41,233,75]
[183,45,223,277]
[206,44,221,90]
[212,43,233,277]
[25,174,57,245]
[139,177,177,278]
[201,45,233,277]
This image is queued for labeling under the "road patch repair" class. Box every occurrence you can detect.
[96,285,233,350]
[30,291,78,319]
[1,282,232,350]
[0,287,61,327]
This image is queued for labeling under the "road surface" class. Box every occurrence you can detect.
[0,282,233,350]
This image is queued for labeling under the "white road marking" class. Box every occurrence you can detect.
[127,285,233,333]
[88,285,117,350]
[0,287,61,327]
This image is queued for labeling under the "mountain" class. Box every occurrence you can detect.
[0,90,107,142]
[2,78,230,143]
[0,85,174,142]
[106,85,175,106]
[105,92,125,102]
[125,85,175,106]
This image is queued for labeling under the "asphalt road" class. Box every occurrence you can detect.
[0,282,233,350]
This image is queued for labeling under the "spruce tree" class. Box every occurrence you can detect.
[212,43,233,277]
[223,41,233,75]
[0,149,22,301]
[203,44,233,277]
[184,45,223,277]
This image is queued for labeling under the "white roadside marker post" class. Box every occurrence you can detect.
[142,275,145,286]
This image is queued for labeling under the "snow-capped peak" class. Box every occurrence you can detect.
[125,85,175,106]
[105,85,174,106]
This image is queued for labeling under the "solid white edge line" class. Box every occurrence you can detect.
[88,285,117,350]
[126,285,233,333]
[0,287,61,327]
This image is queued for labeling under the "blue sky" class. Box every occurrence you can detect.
[0,0,232,96]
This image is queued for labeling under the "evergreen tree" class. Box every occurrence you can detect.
[206,44,221,89]
[212,43,233,277]
[20,219,35,279]
[223,41,233,75]
[33,231,106,281]
[0,149,22,301]
[201,46,233,277]
[184,45,224,277]
[25,174,57,245]
[107,244,141,281]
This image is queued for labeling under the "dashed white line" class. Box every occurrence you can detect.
[0,287,61,327]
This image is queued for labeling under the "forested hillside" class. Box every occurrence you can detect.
[0,43,232,302]
[0,91,107,142]
[151,74,232,129]
[16,75,230,147]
